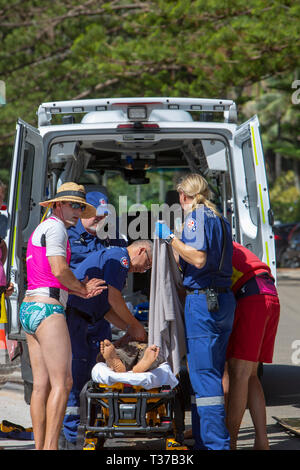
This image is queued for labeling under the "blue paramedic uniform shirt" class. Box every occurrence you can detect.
[68,246,130,321]
[179,206,233,289]
[68,219,127,271]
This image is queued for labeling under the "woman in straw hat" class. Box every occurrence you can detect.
[19,182,107,450]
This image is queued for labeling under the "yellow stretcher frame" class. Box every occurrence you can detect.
[78,380,188,450]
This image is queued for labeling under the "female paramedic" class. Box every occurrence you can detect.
[156,173,235,450]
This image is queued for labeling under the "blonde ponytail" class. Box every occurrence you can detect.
[177,173,221,217]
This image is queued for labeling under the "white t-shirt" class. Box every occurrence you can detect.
[31,215,68,256]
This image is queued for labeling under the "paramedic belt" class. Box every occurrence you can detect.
[186,287,230,295]
[186,287,230,313]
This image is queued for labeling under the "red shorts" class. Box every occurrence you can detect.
[226,294,280,363]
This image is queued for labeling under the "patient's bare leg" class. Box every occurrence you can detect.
[100,340,126,372]
[132,345,160,373]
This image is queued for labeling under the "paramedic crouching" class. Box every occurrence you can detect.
[62,239,152,447]
[156,173,235,450]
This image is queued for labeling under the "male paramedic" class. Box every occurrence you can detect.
[62,237,152,448]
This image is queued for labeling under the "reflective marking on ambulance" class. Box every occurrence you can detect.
[265,241,270,267]
[258,184,266,224]
[251,125,259,166]
[250,122,272,268]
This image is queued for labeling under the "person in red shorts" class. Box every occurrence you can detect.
[223,242,280,450]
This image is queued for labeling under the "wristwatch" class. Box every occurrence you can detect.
[165,233,175,245]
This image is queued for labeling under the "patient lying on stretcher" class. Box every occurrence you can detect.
[97,339,164,373]
[92,336,178,390]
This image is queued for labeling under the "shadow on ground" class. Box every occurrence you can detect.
[237,424,300,450]
[261,364,300,407]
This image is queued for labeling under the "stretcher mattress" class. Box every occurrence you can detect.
[91,362,179,390]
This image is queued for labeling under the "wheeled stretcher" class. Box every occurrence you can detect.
[77,363,188,450]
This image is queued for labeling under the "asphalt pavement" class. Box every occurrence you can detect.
[0,268,300,451]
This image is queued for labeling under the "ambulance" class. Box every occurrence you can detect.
[4,97,275,400]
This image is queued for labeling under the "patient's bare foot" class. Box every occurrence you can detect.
[132,345,160,373]
[100,339,126,373]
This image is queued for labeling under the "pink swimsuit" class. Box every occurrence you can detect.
[26,217,71,304]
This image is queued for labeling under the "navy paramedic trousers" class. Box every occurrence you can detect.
[63,308,112,444]
[184,291,235,450]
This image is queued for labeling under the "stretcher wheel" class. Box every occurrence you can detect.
[165,438,189,450]
[83,434,105,450]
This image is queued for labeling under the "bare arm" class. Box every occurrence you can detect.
[48,256,106,298]
[104,307,128,331]
[5,282,14,297]
[171,237,207,270]
[108,285,147,341]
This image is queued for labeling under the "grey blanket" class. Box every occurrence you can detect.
[148,239,186,376]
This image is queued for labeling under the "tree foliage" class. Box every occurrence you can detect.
[243,74,300,183]
[270,170,300,222]
[0,0,299,185]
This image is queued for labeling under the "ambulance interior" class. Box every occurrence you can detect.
[45,132,233,323]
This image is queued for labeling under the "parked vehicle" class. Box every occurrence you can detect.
[273,222,299,267]
[279,223,300,268]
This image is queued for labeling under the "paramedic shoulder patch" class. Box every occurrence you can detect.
[186,218,197,232]
[120,256,129,268]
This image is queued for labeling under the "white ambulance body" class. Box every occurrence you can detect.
[5,97,275,399]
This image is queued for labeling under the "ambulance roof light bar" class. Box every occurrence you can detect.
[37,97,237,127]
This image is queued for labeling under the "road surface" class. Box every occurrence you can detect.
[0,268,300,451]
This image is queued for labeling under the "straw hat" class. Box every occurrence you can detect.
[39,182,96,219]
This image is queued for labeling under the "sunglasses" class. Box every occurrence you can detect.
[63,202,86,212]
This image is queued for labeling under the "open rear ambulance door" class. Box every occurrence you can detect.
[6,119,45,340]
[232,115,276,281]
